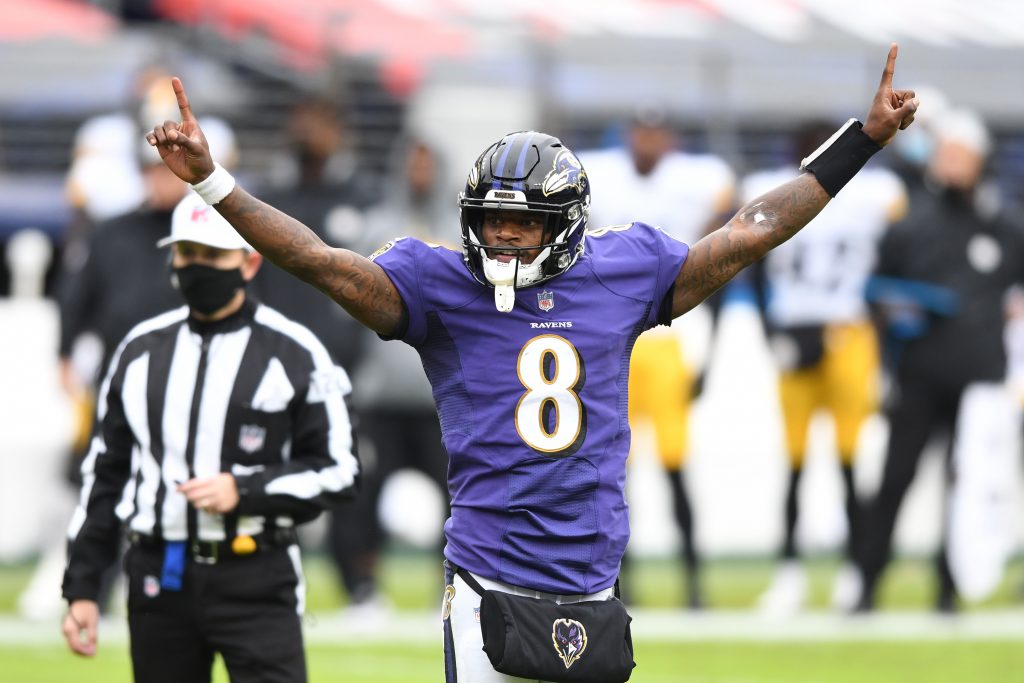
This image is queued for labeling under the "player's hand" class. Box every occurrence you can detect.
[144,77,215,184]
[62,599,99,657]
[862,44,919,148]
[178,473,240,514]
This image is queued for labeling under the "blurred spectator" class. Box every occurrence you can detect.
[63,67,239,276]
[579,105,736,608]
[888,85,951,194]
[742,122,907,614]
[58,66,173,293]
[253,96,378,372]
[856,108,1024,613]
[327,136,456,611]
[59,140,189,447]
[249,96,379,608]
[59,108,238,393]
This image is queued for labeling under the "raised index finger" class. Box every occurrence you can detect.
[878,43,898,90]
[171,77,196,123]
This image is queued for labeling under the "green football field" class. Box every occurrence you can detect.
[4,641,1023,683]
[2,552,1022,682]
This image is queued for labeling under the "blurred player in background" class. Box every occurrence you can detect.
[251,97,378,610]
[331,136,455,614]
[579,105,735,608]
[17,75,238,621]
[16,78,189,621]
[254,95,378,373]
[59,76,239,466]
[743,121,907,614]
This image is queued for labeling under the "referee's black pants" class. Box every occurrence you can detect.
[856,372,963,607]
[125,542,306,683]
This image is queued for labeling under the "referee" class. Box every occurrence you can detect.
[61,192,359,683]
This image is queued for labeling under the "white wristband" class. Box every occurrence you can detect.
[191,163,236,205]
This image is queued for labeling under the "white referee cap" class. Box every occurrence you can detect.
[157,191,254,251]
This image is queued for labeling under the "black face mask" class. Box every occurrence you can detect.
[172,264,246,316]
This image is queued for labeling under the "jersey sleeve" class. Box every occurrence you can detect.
[589,222,689,329]
[648,225,690,327]
[368,237,431,346]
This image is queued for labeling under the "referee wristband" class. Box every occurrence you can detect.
[191,163,236,205]
[799,118,881,198]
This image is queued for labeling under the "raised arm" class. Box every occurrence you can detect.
[212,186,404,335]
[145,78,404,336]
[671,44,918,317]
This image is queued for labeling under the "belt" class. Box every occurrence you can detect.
[129,528,297,565]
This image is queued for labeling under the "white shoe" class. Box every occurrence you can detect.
[756,560,806,616]
[338,591,394,629]
[830,563,862,611]
[17,588,64,622]
[17,545,69,621]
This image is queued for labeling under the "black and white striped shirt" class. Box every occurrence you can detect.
[63,299,358,601]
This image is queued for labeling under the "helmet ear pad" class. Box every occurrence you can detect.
[458,131,591,290]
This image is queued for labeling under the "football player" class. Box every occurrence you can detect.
[743,121,907,614]
[146,45,916,682]
[580,107,736,608]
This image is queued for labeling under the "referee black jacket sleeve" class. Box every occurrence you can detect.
[62,339,137,602]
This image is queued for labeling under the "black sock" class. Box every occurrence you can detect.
[839,461,859,561]
[665,468,702,606]
[782,465,803,560]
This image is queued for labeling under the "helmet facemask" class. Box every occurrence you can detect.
[460,195,588,312]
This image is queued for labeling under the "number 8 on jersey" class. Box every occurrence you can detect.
[515,335,586,454]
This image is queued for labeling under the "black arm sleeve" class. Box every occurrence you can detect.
[61,359,135,602]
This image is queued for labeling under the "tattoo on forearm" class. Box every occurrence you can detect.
[673,174,829,316]
[216,188,403,334]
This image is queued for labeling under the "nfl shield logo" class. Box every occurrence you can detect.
[538,290,555,312]
[143,575,160,598]
[239,424,267,453]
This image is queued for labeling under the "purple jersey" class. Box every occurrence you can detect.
[372,222,689,593]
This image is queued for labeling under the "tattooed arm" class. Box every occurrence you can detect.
[214,187,403,335]
[671,175,828,317]
[671,43,919,319]
[145,78,403,336]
